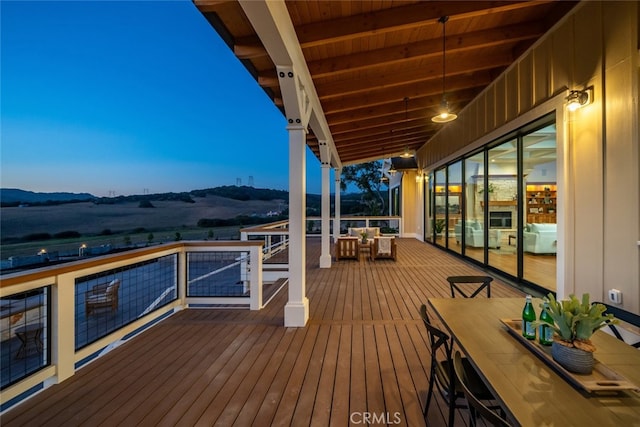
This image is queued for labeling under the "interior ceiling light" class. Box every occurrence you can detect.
[432,16,457,123]
[566,88,592,111]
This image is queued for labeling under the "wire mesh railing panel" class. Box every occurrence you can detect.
[187,251,248,297]
[1,287,50,390]
[74,254,178,350]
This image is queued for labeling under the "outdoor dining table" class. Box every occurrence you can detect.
[427,297,640,427]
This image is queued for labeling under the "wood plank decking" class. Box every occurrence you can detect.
[1,238,524,427]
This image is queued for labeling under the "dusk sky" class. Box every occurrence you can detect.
[1,0,327,196]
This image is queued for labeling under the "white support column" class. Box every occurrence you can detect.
[320,161,332,268]
[285,124,309,327]
[333,168,342,242]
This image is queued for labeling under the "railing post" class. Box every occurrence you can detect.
[266,235,272,258]
[178,249,187,306]
[240,230,249,292]
[249,245,263,310]
[54,273,76,383]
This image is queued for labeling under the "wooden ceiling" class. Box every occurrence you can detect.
[195,0,578,165]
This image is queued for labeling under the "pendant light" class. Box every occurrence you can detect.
[400,97,415,158]
[431,16,457,123]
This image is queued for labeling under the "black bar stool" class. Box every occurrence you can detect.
[446,276,493,298]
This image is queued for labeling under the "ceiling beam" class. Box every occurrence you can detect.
[307,22,544,79]
[194,0,235,13]
[320,71,495,114]
[238,0,342,167]
[294,1,552,48]
[313,50,513,98]
[325,90,478,125]
[234,43,267,59]
[333,122,435,145]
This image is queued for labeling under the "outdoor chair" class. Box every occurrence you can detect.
[453,350,512,427]
[85,279,120,316]
[334,237,359,261]
[419,304,500,427]
[372,236,396,261]
[446,276,493,298]
[595,301,640,348]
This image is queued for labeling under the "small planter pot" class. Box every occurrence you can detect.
[551,341,594,374]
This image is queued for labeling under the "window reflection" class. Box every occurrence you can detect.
[448,162,462,254]
[523,124,557,290]
[434,169,446,246]
[430,116,557,293]
[464,152,485,263]
[487,140,518,276]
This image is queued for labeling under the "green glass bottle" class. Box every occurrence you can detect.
[538,300,554,346]
[522,295,536,340]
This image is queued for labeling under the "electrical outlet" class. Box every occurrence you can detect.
[608,289,622,304]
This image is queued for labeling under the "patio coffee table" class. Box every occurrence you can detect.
[358,241,372,260]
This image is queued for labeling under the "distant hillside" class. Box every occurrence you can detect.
[1,185,332,211]
[0,188,95,205]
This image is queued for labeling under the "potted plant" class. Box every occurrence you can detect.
[540,293,617,374]
[360,230,369,244]
[479,182,496,200]
[434,219,446,237]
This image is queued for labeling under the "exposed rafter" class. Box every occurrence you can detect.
[195,0,579,166]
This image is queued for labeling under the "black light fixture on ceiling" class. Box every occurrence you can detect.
[388,160,397,176]
[431,16,457,123]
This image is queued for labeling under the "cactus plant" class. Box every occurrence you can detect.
[541,293,617,352]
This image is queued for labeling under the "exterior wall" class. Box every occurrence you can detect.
[399,171,421,239]
[414,1,639,313]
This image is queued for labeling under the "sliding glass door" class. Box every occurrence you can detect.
[522,124,557,290]
[448,161,462,254]
[434,169,446,247]
[464,152,485,263]
[428,113,557,293]
[487,139,518,277]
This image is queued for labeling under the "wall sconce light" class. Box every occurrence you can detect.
[566,88,592,111]
[415,173,424,183]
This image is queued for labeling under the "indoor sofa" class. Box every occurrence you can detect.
[454,222,501,249]
[523,223,557,254]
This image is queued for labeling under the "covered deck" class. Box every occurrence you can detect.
[2,238,523,426]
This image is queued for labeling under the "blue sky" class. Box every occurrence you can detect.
[1,0,325,196]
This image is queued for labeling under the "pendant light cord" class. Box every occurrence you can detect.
[439,16,448,99]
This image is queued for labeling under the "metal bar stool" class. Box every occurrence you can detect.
[446,276,493,298]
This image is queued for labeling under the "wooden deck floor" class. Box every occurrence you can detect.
[1,238,523,427]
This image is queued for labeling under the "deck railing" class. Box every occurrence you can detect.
[0,216,401,409]
[306,216,402,236]
[0,241,263,407]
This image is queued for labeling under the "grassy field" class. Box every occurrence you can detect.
[1,195,285,258]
